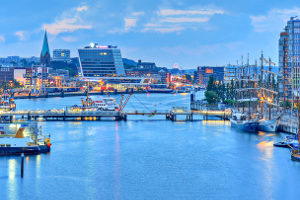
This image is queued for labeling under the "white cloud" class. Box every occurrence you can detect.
[15,31,25,40]
[159,9,224,16]
[138,7,225,33]
[43,5,92,35]
[124,18,137,31]
[132,11,145,16]
[250,7,300,32]
[0,35,5,42]
[161,17,210,23]
[143,26,184,33]
[77,5,88,12]
[61,36,78,42]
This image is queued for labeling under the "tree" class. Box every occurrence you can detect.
[283,100,291,109]
[205,91,218,104]
[206,75,215,91]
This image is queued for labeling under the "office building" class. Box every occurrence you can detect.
[278,17,300,102]
[137,60,157,71]
[53,49,71,61]
[78,43,125,77]
[194,66,225,86]
[0,66,14,82]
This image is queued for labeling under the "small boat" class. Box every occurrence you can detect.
[273,139,298,148]
[258,116,281,132]
[230,112,259,132]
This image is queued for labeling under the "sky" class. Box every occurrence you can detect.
[0,0,300,69]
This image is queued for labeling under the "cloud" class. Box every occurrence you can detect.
[61,36,78,42]
[139,7,225,33]
[43,5,92,35]
[77,5,88,12]
[250,7,300,32]
[143,26,184,33]
[159,9,224,16]
[0,35,5,42]
[132,11,145,16]
[15,31,25,40]
[124,18,137,31]
[161,17,210,23]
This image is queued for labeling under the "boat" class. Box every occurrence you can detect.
[290,110,300,161]
[258,116,281,132]
[0,124,51,156]
[274,139,298,148]
[71,96,119,111]
[230,112,259,132]
[146,89,174,93]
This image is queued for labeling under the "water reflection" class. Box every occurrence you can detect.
[114,122,120,200]
[8,159,17,200]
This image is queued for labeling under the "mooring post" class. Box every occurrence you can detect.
[21,153,24,178]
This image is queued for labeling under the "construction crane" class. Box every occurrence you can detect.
[118,93,132,112]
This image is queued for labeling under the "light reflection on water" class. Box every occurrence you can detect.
[1,93,300,199]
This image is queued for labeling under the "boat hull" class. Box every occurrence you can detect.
[258,118,280,132]
[230,119,259,133]
[0,146,40,156]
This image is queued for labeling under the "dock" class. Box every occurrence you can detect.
[0,108,231,122]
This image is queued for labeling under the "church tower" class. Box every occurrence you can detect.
[40,31,50,66]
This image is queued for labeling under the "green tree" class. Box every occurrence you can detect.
[206,75,215,91]
[205,91,218,104]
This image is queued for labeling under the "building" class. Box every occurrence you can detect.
[0,66,14,82]
[137,60,157,70]
[14,68,26,85]
[194,66,224,86]
[40,31,51,67]
[278,17,300,102]
[78,43,125,77]
[224,65,237,84]
[53,49,71,61]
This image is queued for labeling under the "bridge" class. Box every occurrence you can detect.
[0,108,231,122]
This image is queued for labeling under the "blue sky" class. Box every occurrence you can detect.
[0,0,300,68]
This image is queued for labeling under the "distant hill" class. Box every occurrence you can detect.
[123,58,137,66]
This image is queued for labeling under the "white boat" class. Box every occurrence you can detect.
[258,116,281,132]
[71,96,119,111]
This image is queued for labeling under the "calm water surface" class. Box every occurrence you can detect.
[0,93,300,200]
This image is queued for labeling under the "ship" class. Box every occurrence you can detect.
[230,112,259,132]
[0,123,51,156]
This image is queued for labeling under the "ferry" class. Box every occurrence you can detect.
[71,96,119,111]
[0,123,51,155]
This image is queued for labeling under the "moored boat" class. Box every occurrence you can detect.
[258,116,281,132]
[230,112,259,132]
[0,123,51,156]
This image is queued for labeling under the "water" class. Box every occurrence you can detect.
[1,93,300,200]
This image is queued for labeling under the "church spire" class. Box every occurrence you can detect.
[40,31,50,66]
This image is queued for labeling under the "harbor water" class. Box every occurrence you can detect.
[1,93,300,200]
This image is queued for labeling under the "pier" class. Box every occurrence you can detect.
[0,108,231,122]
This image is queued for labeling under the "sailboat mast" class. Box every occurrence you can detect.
[260,51,264,119]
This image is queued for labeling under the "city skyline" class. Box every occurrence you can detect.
[0,0,300,68]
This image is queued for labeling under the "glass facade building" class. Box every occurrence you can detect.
[78,44,125,77]
[278,17,300,101]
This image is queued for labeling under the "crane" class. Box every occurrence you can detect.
[118,93,132,112]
